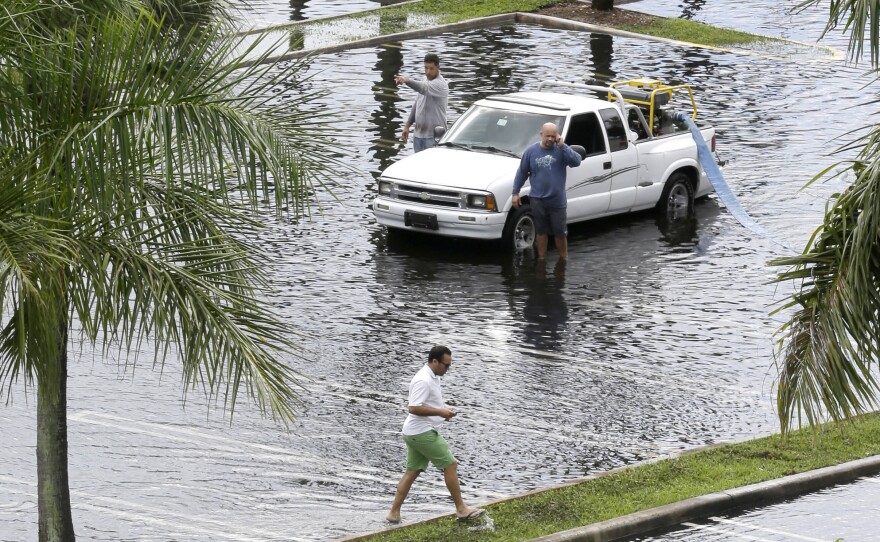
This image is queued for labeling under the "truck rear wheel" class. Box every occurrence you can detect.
[657,172,694,221]
[502,205,536,251]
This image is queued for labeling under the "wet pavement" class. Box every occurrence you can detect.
[627,475,880,541]
[1,1,876,541]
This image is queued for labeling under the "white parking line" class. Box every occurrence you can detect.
[710,517,827,541]
[73,502,287,542]
[0,477,305,541]
[513,345,762,398]
[682,521,778,541]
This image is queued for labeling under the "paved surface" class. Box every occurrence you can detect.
[627,475,880,541]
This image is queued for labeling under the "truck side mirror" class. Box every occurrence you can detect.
[570,144,587,159]
[433,126,447,140]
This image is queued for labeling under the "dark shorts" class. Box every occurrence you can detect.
[531,198,567,238]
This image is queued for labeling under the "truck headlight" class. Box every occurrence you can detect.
[378,181,392,195]
[467,194,497,210]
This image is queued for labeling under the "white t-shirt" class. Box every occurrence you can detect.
[401,364,445,436]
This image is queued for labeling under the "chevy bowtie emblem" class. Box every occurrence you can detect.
[419,192,430,200]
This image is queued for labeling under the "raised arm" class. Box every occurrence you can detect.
[405,77,448,100]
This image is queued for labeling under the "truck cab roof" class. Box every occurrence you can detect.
[476,91,616,116]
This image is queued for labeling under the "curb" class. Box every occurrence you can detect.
[528,453,880,542]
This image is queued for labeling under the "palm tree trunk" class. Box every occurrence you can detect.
[37,318,75,541]
[592,0,614,10]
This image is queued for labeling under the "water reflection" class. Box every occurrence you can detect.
[289,0,308,21]
[520,258,569,351]
[368,44,405,178]
[588,33,616,86]
[679,0,708,20]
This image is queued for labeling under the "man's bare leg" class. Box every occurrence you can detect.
[386,470,420,522]
[554,235,568,259]
[442,463,481,517]
[536,234,549,259]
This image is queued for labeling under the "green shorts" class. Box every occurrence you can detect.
[403,429,457,472]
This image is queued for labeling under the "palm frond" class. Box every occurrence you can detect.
[797,0,880,66]
[772,123,880,431]
[0,0,344,422]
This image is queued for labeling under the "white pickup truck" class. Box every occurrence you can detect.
[372,79,716,249]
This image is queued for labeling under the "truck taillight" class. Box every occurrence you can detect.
[711,134,716,153]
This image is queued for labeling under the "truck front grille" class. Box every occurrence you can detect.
[394,184,463,208]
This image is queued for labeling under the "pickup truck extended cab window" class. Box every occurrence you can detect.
[599,108,629,152]
[564,112,606,156]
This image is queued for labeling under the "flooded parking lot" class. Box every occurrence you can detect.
[1,1,874,540]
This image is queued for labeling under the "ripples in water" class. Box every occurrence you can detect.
[2,2,876,540]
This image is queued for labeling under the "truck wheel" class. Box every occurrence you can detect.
[657,173,694,221]
[502,205,536,251]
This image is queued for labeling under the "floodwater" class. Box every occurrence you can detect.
[1,1,874,541]
[628,475,880,541]
[236,0,387,27]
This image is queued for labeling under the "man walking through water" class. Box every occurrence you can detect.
[395,53,448,153]
[512,122,583,259]
[386,345,484,524]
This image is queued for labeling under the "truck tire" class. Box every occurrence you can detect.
[656,172,694,221]
[502,205,536,251]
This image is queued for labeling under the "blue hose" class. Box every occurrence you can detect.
[675,112,795,253]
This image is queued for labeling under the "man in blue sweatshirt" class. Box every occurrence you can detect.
[512,123,583,259]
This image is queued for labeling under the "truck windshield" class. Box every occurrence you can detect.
[442,106,565,157]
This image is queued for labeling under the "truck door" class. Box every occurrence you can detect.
[563,112,611,221]
[599,108,640,212]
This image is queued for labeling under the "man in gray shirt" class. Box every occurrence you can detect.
[394,53,448,153]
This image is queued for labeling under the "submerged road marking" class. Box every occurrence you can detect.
[682,521,779,541]
[709,517,827,541]
[73,502,290,542]
[0,476,305,541]
[67,411,410,484]
[513,344,762,398]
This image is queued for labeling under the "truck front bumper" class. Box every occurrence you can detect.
[372,197,507,240]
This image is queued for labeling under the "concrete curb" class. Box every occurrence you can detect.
[529,454,880,542]
[243,13,517,66]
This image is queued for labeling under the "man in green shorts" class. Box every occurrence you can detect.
[386,345,484,523]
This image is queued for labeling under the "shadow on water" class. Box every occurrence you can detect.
[367,197,721,353]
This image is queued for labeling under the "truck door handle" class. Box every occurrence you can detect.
[603,161,612,170]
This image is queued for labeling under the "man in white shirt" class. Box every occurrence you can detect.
[386,346,484,524]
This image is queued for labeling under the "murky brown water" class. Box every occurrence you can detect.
[1,1,872,540]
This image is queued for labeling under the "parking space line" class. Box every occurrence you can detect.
[0,477,304,541]
[682,521,778,541]
[710,517,826,541]
[73,502,281,542]
[513,345,762,398]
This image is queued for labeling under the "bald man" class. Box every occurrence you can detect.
[511,123,582,259]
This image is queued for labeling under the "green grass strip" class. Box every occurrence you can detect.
[362,413,880,541]
[618,17,765,47]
